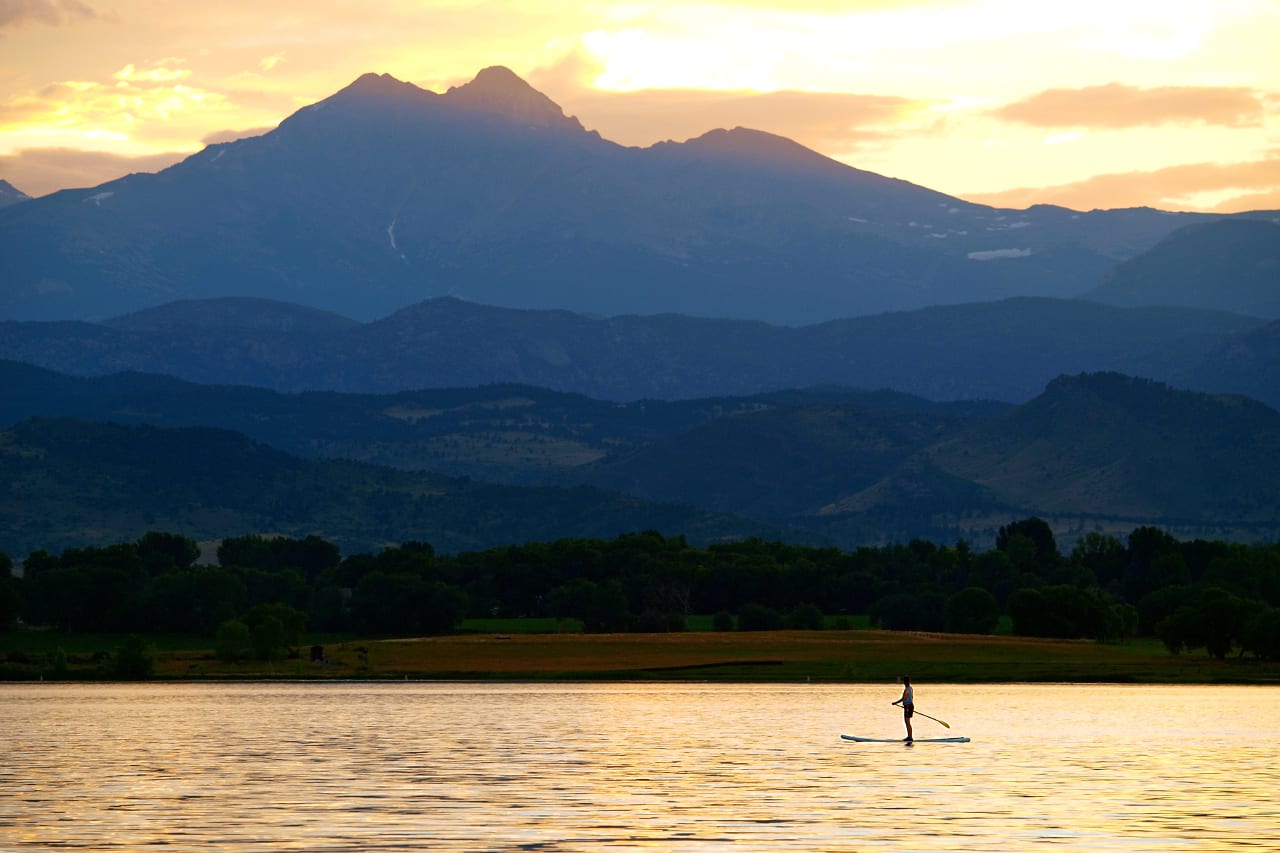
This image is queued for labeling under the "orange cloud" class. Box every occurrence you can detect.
[963,157,1280,212]
[0,0,95,29]
[0,59,236,148]
[572,87,917,149]
[531,51,921,151]
[994,82,1265,129]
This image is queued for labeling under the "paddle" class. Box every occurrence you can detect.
[892,700,950,729]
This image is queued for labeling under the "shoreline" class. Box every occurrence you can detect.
[7,629,1278,685]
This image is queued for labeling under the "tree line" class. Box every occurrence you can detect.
[2,519,1278,660]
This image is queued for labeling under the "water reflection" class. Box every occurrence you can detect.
[2,683,1276,851]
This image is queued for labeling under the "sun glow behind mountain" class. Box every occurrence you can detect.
[0,0,1277,211]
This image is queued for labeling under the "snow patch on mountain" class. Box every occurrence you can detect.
[968,248,1032,261]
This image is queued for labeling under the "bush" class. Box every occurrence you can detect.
[712,610,735,631]
[251,615,286,661]
[738,603,782,631]
[784,604,825,630]
[113,635,155,680]
[215,619,252,663]
[869,591,946,632]
[631,610,685,632]
[1241,606,1280,660]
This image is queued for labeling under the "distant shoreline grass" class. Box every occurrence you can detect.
[3,627,1277,684]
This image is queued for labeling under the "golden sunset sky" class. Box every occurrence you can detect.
[1,0,1278,211]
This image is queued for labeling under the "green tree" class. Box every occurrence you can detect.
[27,564,140,632]
[137,531,200,575]
[969,549,1017,604]
[1008,585,1119,640]
[738,603,782,631]
[783,603,825,630]
[1071,532,1128,589]
[582,579,630,633]
[1196,588,1250,659]
[1124,526,1181,600]
[148,567,246,635]
[1154,587,1251,658]
[215,619,252,663]
[352,572,468,636]
[251,615,287,661]
[869,589,947,631]
[997,518,1059,570]
[0,552,18,631]
[946,587,1001,635]
[1241,606,1280,660]
[245,603,306,646]
[113,635,156,680]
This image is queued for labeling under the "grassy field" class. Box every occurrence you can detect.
[4,627,1278,683]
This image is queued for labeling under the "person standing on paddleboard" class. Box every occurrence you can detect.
[892,676,914,742]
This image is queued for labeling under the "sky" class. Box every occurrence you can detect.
[1,0,1278,211]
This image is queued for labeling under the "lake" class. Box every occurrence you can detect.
[2,683,1276,851]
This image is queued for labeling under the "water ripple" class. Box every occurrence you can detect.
[2,683,1277,851]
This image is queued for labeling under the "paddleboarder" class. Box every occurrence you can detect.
[892,675,914,742]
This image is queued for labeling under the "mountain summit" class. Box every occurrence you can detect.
[0,179,29,208]
[445,66,586,132]
[0,67,1271,323]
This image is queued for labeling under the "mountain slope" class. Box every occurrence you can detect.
[106,296,359,334]
[3,359,985,484]
[0,417,779,557]
[578,403,980,521]
[1175,320,1280,406]
[1082,219,1280,318]
[3,367,1277,552]
[2,67,1269,324]
[922,372,1280,521]
[0,180,29,209]
[0,296,1266,404]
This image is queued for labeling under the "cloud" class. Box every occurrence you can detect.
[201,126,274,145]
[0,0,95,29]
[962,156,1280,213]
[114,62,191,84]
[0,146,186,197]
[573,87,917,150]
[530,50,922,152]
[0,59,233,145]
[993,82,1265,129]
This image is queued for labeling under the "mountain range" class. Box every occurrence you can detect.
[0,294,1271,406]
[1,66,1276,324]
[3,65,1277,559]
[2,363,1276,557]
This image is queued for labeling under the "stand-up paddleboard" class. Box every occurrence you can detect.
[841,734,970,743]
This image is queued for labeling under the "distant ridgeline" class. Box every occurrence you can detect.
[1,66,1276,325]
[2,521,1278,671]
[0,294,1275,409]
[1,363,1278,559]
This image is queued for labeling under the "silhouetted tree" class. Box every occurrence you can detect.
[946,587,1001,634]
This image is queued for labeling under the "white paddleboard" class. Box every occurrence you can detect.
[841,734,970,743]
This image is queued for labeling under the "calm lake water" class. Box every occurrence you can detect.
[1,682,1276,851]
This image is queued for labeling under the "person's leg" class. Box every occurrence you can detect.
[904,709,913,740]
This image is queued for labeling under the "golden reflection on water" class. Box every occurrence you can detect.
[1,683,1277,851]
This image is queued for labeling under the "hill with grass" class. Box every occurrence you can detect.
[0,417,778,558]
